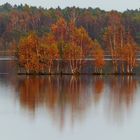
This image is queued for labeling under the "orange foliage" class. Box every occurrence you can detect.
[92,40,105,73]
[51,17,67,41]
[18,32,59,74]
[17,16,139,74]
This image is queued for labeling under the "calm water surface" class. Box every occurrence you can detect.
[0,73,140,140]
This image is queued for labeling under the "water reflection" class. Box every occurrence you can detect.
[106,76,137,123]
[8,75,137,128]
[17,76,92,128]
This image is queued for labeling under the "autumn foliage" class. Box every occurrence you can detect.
[18,32,59,74]
[17,16,138,74]
[18,18,105,74]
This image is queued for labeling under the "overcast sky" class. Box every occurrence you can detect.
[0,0,140,11]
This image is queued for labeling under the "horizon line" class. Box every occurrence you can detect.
[0,2,140,12]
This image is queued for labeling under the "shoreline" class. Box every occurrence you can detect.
[17,72,136,76]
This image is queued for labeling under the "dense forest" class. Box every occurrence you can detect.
[0,3,140,74]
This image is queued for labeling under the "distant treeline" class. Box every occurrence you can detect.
[0,3,140,49]
[0,3,140,74]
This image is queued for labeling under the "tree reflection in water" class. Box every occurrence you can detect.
[16,75,137,128]
[106,76,137,124]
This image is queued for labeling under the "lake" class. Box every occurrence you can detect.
[0,73,140,140]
